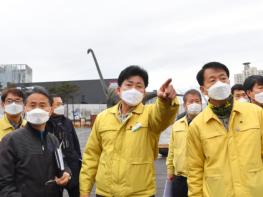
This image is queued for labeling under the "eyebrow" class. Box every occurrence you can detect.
[39,101,49,104]
[28,100,48,104]
[219,73,227,77]
[207,76,216,79]
[6,97,23,100]
[6,98,23,101]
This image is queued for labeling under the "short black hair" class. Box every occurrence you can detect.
[243,75,263,92]
[196,62,230,86]
[25,86,52,105]
[231,84,245,94]
[1,88,25,103]
[50,94,63,105]
[183,89,202,103]
[117,65,149,87]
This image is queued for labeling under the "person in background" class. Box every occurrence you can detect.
[231,84,249,102]
[187,62,263,197]
[166,89,202,197]
[80,65,179,197]
[0,86,71,197]
[0,88,26,141]
[243,75,263,107]
[46,95,81,197]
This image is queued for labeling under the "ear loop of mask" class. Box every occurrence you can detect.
[201,92,209,106]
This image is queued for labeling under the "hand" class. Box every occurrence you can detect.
[55,172,71,186]
[167,174,174,181]
[157,79,177,101]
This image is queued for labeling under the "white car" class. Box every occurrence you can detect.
[158,126,172,156]
[158,111,186,156]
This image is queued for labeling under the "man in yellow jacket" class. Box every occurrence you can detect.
[243,75,263,106]
[187,62,263,197]
[166,89,202,197]
[80,65,179,197]
[0,88,26,141]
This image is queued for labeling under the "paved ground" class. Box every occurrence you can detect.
[64,128,166,197]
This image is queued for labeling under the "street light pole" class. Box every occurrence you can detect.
[87,49,108,99]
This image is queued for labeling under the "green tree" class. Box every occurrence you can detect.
[48,82,79,117]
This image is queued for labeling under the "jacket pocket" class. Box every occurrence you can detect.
[98,128,117,147]
[238,122,260,132]
[204,174,226,197]
[202,133,225,159]
[236,126,262,169]
[124,123,151,159]
[173,130,186,149]
[95,160,110,191]
[246,167,263,196]
[127,161,154,193]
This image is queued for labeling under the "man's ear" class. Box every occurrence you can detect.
[50,106,55,114]
[24,105,27,113]
[47,106,52,116]
[142,89,146,97]
[115,87,121,97]
[246,90,253,99]
[183,103,187,111]
[200,86,206,95]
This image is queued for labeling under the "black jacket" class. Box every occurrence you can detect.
[46,115,81,189]
[46,116,81,161]
[0,123,71,197]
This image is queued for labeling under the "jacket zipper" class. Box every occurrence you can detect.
[41,132,45,151]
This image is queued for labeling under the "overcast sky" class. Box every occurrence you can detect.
[1,0,263,92]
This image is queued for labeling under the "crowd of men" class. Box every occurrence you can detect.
[166,62,263,197]
[0,87,81,197]
[0,62,263,197]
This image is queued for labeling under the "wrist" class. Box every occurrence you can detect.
[64,172,71,180]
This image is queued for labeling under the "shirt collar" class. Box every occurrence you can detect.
[2,114,26,130]
[109,101,144,115]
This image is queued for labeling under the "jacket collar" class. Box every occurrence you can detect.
[49,115,65,124]
[1,114,26,130]
[179,116,188,123]
[204,100,241,123]
[26,123,48,139]
[109,102,144,115]
[179,115,189,126]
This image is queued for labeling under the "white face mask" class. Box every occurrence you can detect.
[54,105,65,115]
[208,81,231,100]
[187,103,202,115]
[255,92,263,104]
[237,97,249,103]
[26,108,50,125]
[120,88,144,106]
[4,103,24,115]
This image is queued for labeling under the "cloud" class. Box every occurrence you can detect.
[0,0,263,91]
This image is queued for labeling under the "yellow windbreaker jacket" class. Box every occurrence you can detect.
[80,98,179,197]
[0,114,26,141]
[166,116,188,177]
[187,101,263,197]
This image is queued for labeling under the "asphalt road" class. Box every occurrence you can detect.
[64,128,167,197]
